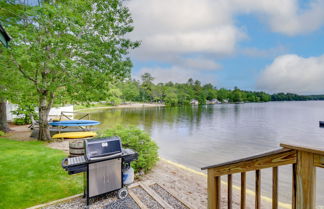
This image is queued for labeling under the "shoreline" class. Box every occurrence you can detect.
[157,158,291,209]
[74,100,324,112]
[75,102,165,112]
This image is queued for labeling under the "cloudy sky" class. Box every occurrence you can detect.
[126,0,324,94]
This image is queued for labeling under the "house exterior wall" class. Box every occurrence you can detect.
[6,102,18,122]
[5,102,74,122]
[48,105,74,119]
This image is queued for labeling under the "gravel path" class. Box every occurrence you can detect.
[104,196,140,209]
[140,160,209,208]
[132,186,163,209]
[43,192,117,209]
[150,183,189,209]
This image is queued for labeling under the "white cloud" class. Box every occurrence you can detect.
[126,0,324,84]
[133,56,220,83]
[232,0,324,36]
[135,65,218,84]
[142,26,241,54]
[128,0,243,59]
[128,0,324,60]
[179,57,221,71]
[258,54,324,94]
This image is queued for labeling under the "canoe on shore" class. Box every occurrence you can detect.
[52,131,97,139]
[49,120,100,127]
[30,127,98,138]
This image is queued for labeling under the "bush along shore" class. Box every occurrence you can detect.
[99,126,159,174]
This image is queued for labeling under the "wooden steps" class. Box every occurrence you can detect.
[128,181,194,209]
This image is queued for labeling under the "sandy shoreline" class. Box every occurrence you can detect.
[75,102,165,112]
[141,159,287,209]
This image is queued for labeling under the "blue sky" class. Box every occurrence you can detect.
[127,0,324,94]
[218,13,324,90]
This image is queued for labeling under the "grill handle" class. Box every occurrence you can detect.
[88,153,122,161]
[62,158,68,169]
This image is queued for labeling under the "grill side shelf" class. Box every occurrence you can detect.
[62,158,68,169]
[67,156,86,166]
[62,156,87,175]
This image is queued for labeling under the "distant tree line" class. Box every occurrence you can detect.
[107,73,270,106]
[271,93,324,101]
[108,73,324,106]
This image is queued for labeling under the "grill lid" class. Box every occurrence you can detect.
[85,137,122,161]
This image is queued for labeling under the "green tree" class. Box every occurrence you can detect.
[0,55,36,131]
[0,2,27,132]
[232,87,242,103]
[217,88,229,102]
[106,87,122,105]
[120,80,140,102]
[187,78,194,86]
[151,84,163,102]
[259,92,271,102]
[141,73,154,101]
[164,87,178,106]
[2,0,139,140]
[203,84,217,100]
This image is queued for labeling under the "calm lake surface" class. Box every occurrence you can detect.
[83,101,324,205]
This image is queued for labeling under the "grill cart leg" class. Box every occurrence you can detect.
[83,172,86,198]
[86,167,89,206]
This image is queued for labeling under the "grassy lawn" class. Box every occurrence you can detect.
[0,138,83,209]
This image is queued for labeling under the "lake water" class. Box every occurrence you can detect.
[83,101,324,206]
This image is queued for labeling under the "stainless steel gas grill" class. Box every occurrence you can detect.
[62,137,138,205]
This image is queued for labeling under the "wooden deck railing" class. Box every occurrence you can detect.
[201,143,324,209]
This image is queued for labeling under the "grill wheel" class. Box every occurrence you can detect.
[117,187,128,199]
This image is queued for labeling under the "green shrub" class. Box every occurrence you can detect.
[13,118,27,125]
[100,126,159,174]
[12,104,38,125]
[0,131,4,136]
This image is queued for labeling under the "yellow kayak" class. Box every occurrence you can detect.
[52,132,97,139]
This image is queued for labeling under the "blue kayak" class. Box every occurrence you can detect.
[49,120,100,127]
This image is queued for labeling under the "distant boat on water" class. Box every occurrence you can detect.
[320,121,324,127]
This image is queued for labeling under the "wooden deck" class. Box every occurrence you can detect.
[202,143,324,209]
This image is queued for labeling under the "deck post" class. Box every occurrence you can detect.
[295,151,316,209]
[207,169,220,209]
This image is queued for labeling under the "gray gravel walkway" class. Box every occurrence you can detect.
[104,196,140,209]
[43,192,117,209]
[150,183,189,209]
[132,186,163,209]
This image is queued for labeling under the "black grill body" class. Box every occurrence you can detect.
[85,137,122,160]
[61,136,138,205]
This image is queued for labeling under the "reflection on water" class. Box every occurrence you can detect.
[78,101,324,205]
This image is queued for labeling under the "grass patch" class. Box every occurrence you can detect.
[0,138,83,209]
